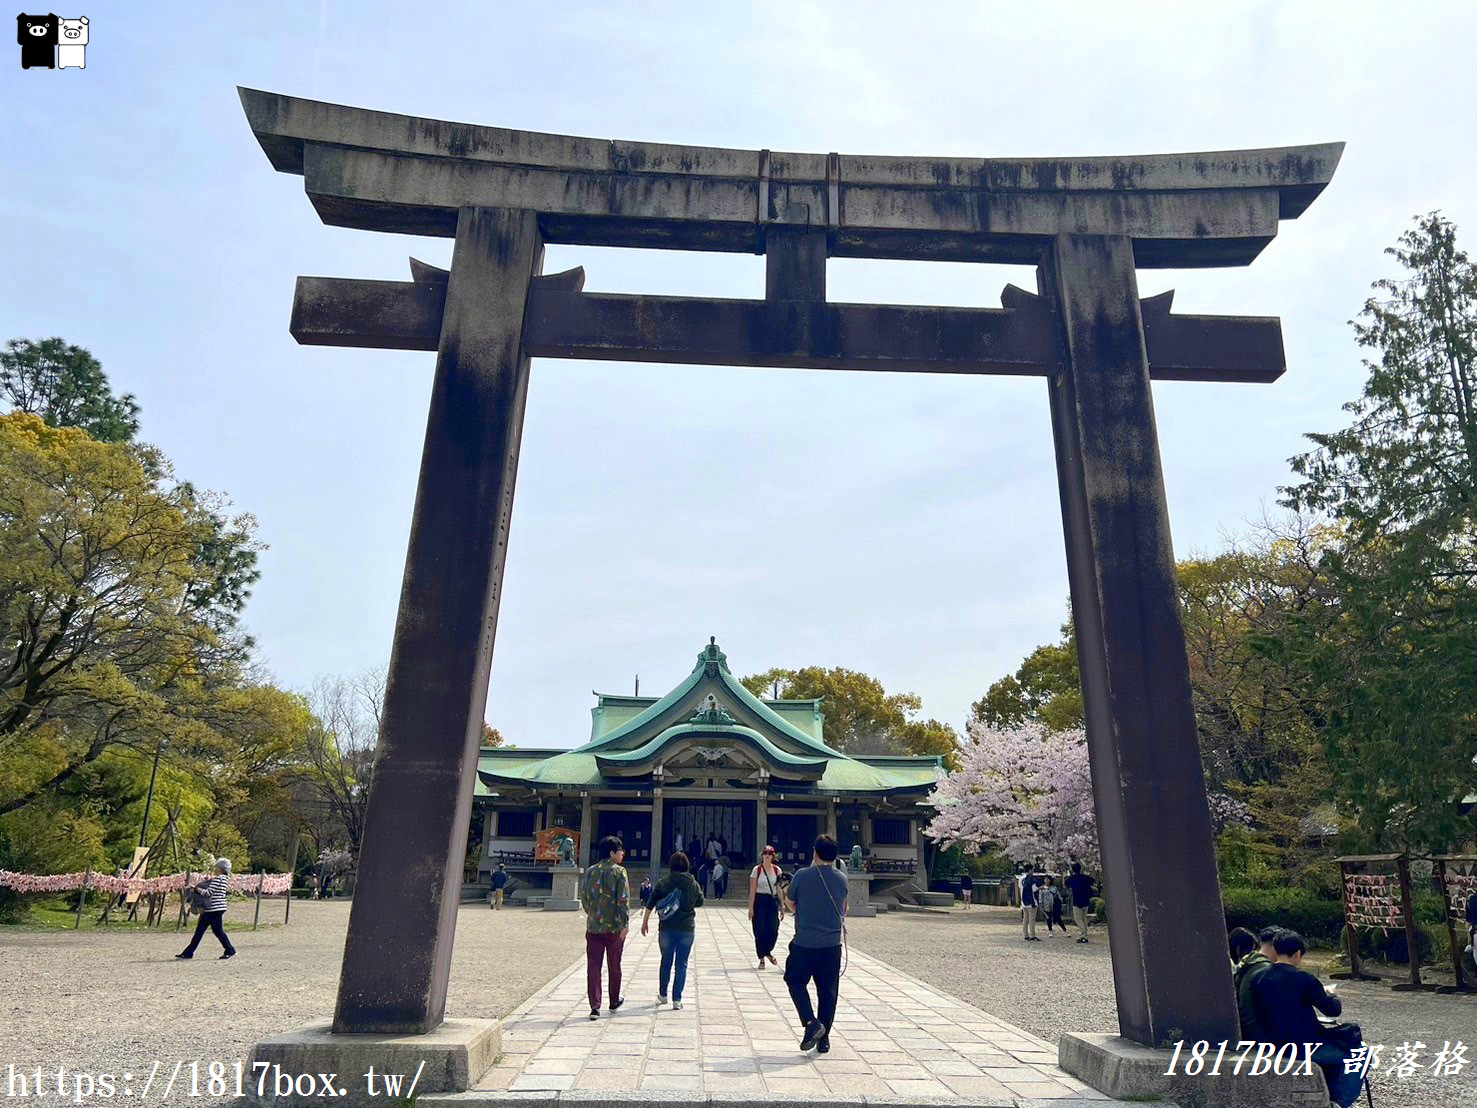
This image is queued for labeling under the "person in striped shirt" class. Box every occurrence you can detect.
[176,858,237,960]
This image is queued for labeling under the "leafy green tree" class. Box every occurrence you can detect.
[0,413,258,817]
[970,622,1082,731]
[740,665,958,762]
[1285,213,1476,537]
[1,337,140,443]
[973,519,1342,878]
[1280,214,1477,851]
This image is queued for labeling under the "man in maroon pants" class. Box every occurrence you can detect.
[580,835,630,1020]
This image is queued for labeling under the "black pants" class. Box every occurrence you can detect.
[753,892,780,958]
[784,940,841,1031]
[183,909,235,956]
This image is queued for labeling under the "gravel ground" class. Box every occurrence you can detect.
[848,904,1476,1108]
[1,899,585,1105]
[3,899,1470,1107]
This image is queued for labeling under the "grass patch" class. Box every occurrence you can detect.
[3,896,276,932]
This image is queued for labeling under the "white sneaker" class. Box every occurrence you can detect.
[656,995,668,1005]
[672,1001,684,1010]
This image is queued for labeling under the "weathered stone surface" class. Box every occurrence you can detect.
[846,872,876,918]
[331,207,543,1035]
[544,866,582,912]
[240,87,1341,265]
[243,1018,499,1106]
[1059,1032,1330,1107]
[1044,234,1239,1045]
[290,279,1286,384]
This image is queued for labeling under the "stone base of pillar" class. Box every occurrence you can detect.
[243,1018,499,1106]
[544,865,582,911]
[1059,1033,1331,1107]
[846,872,876,917]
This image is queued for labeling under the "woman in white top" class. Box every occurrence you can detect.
[749,844,786,968]
[176,858,237,960]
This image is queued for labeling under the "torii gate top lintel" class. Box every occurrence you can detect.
[239,86,1341,266]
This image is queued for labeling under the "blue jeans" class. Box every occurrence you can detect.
[658,929,695,1002]
[1312,1042,1363,1108]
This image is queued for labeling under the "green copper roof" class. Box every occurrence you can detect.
[580,640,838,758]
[476,640,944,798]
[596,724,830,775]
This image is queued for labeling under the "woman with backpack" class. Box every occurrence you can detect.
[749,844,785,968]
[176,858,236,960]
[640,851,704,1009]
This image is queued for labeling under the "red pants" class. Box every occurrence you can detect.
[585,931,625,1009]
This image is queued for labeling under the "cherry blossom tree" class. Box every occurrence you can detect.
[924,720,1099,870]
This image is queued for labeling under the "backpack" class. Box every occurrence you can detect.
[654,886,683,922]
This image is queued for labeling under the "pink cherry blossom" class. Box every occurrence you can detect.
[924,719,1099,870]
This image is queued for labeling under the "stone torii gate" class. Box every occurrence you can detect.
[240,89,1340,1051]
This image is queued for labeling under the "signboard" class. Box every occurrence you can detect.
[535,826,580,865]
[124,846,150,904]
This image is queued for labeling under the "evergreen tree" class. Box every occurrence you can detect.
[1,337,140,443]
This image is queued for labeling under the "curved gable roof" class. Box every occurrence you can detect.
[596,724,829,777]
[578,640,839,759]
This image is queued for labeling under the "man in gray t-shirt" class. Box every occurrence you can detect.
[783,835,848,1053]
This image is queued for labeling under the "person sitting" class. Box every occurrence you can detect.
[1251,930,1363,1108]
[1227,926,1271,1040]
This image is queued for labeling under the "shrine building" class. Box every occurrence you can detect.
[472,639,941,896]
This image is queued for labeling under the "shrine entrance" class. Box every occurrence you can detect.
[665,800,753,870]
[238,87,1342,1051]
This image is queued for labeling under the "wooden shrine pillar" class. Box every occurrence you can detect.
[333,207,543,1035]
[578,794,594,870]
[1041,234,1238,1046]
[649,792,664,883]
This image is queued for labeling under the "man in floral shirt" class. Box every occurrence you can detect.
[580,835,630,1020]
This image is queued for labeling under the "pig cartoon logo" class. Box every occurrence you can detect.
[17,13,57,69]
[56,14,85,68]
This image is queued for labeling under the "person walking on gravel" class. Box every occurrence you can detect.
[580,836,630,1020]
[490,863,508,910]
[784,835,848,1054]
[177,858,236,960]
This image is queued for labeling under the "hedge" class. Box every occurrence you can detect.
[1222,886,1346,946]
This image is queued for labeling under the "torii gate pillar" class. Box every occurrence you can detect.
[333,207,542,1034]
[1045,234,1233,1044]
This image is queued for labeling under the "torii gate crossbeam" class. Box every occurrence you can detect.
[239,87,1341,1050]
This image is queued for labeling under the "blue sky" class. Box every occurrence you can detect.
[4,2,1475,747]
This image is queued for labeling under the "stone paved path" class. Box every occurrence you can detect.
[476,904,1114,1104]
